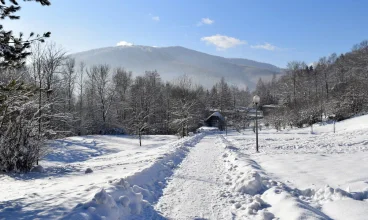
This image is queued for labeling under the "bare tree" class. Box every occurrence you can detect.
[170,75,202,137]
[61,57,76,112]
[113,68,132,123]
[87,65,115,133]
[76,61,85,134]
[42,42,66,101]
[29,43,45,138]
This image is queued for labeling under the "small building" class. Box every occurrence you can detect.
[204,112,225,131]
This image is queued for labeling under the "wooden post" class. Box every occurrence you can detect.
[139,129,142,146]
[256,104,259,153]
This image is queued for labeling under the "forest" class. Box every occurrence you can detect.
[256,41,368,130]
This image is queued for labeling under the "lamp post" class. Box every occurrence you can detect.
[225,116,228,136]
[332,114,336,133]
[253,95,260,153]
[310,115,313,134]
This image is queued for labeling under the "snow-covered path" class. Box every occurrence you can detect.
[155,134,233,219]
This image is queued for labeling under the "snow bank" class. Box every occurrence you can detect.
[287,185,368,207]
[220,135,266,196]
[233,171,264,196]
[62,179,152,220]
[219,135,273,218]
[261,187,330,220]
[322,198,368,220]
[62,133,204,219]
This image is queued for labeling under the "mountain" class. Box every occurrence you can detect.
[71,45,283,89]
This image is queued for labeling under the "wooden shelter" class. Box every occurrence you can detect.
[204,112,225,131]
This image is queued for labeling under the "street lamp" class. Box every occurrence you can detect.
[253,95,260,153]
[225,116,228,136]
[310,115,313,134]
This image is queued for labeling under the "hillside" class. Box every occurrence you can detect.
[71,45,283,89]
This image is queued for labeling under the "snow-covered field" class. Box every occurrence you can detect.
[0,135,195,219]
[224,115,368,219]
[1,116,368,219]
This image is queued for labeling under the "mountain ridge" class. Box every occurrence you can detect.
[71,45,283,89]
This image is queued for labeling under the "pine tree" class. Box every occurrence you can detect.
[0,0,51,69]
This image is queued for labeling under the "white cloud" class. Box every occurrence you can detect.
[152,16,160,21]
[250,42,277,51]
[116,41,133,47]
[201,34,247,50]
[202,18,214,24]
[197,18,214,26]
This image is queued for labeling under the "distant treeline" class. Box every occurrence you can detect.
[255,41,368,129]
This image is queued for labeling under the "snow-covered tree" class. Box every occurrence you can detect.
[85,65,115,133]
[0,0,51,69]
[0,79,48,172]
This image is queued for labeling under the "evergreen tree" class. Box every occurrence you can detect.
[0,0,51,69]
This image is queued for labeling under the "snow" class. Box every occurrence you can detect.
[0,135,181,219]
[197,126,219,132]
[322,199,368,220]
[261,187,329,220]
[63,133,205,219]
[205,111,225,121]
[155,135,233,219]
[1,115,368,219]
[224,114,368,219]
[252,153,368,191]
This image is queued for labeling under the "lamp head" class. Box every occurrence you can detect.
[253,95,260,105]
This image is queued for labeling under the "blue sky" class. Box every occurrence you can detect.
[4,0,368,67]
